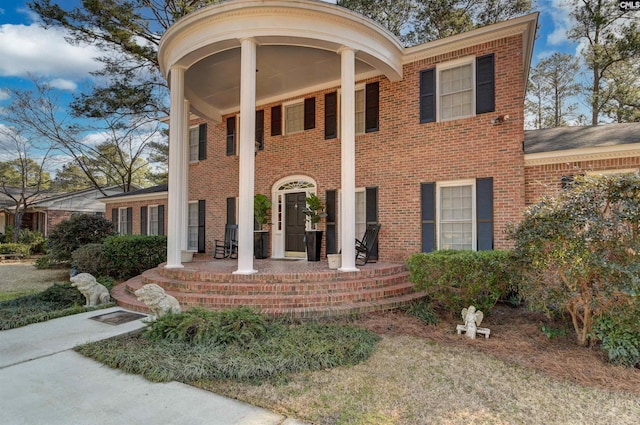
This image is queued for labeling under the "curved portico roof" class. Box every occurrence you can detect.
[158,0,405,122]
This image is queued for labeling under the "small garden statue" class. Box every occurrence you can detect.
[134,284,181,320]
[456,305,490,339]
[70,273,111,307]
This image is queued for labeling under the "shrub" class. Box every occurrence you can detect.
[46,214,115,263]
[71,244,110,276]
[103,235,167,279]
[18,229,46,254]
[144,307,269,346]
[0,243,31,256]
[407,250,512,314]
[510,173,640,346]
[592,300,640,367]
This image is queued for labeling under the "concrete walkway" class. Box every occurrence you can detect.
[0,307,308,425]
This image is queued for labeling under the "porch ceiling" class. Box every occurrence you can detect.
[159,0,405,122]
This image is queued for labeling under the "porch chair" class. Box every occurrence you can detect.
[213,224,238,259]
[355,223,381,266]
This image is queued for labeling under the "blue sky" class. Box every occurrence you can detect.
[0,0,584,165]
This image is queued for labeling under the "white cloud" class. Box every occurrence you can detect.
[0,89,9,101]
[47,78,78,91]
[0,23,102,79]
[543,0,575,46]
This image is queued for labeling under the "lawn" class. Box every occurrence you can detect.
[0,261,69,301]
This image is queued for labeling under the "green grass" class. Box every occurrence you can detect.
[75,309,380,384]
[0,283,114,330]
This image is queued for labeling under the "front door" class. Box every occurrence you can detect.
[285,192,307,255]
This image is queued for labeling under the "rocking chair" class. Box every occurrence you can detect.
[213,224,238,259]
[355,223,381,266]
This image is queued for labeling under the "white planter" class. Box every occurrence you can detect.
[181,251,194,263]
[327,254,341,269]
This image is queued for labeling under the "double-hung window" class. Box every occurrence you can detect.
[438,60,474,121]
[284,101,304,134]
[148,205,159,236]
[187,202,199,251]
[437,181,475,250]
[355,88,366,134]
[188,126,199,161]
[118,207,130,235]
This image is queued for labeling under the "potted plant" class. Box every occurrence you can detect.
[302,193,327,261]
[253,193,272,259]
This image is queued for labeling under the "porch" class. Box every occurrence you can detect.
[112,257,424,318]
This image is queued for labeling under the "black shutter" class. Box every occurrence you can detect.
[158,205,165,236]
[325,190,336,255]
[304,97,316,130]
[255,110,264,150]
[197,200,206,253]
[226,117,236,156]
[111,208,118,233]
[476,54,495,114]
[324,92,337,140]
[476,178,493,251]
[226,197,236,225]
[365,186,379,260]
[140,206,147,235]
[271,105,282,136]
[198,123,207,160]
[420,69,436,123]
[365,82,379,132]
[420,183,436,252]
[126,207,133,235]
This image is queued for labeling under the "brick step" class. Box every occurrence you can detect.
[157,260,407,284]
[111,279,426,319]
[122,276,415,309]
[139,268,410,295]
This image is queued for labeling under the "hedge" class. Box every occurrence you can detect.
[0,243,31,256]
[102,235,167,279]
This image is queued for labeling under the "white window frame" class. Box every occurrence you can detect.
[436,57,476,122]
[283,99,305,135]
[187,201,199,251]
[188,126,200,162]
[354,85,366,135]
[355,188,366,239]
[436,179,476,250]
[118,207,129,235]
[148,205,159,236]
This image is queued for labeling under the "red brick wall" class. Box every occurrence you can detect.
[525,157,640,205]
[189,34,527,261]
[104,198,168,235]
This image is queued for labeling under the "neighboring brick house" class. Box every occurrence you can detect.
[100,184,169,238]
[0,186,124,237]
[155,0,539,273]
[524,123,640,204]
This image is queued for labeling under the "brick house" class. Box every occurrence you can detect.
[108,0,540,274]
[99,184,169,237]
[524,123,640,204]
[0,186,124,237]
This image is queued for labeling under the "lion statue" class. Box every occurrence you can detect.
[134,284,181,320]
[70,273,111,307]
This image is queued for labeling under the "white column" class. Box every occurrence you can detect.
[166,66,186,269]
[234,38,258,275]
[181,99,190,251]
[338,47,359,272]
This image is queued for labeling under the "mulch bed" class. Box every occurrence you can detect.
[354,304,640,396]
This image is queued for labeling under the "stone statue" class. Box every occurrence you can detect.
[134,284,181,320]
[456,305,490,339]
[70,273,111,307]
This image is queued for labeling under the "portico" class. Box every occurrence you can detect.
[158,0,403,274]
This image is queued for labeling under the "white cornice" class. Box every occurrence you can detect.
[525,143,640,166]
[403,13,538,85]
[99,192,168,203]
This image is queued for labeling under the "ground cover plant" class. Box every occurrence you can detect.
[0,279,114,330]
[76,307,380,383]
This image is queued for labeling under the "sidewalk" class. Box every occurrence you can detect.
[0,307,308,425]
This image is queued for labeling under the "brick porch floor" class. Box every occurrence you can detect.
[111,256,425,318]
